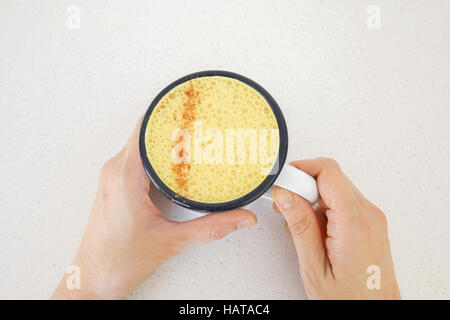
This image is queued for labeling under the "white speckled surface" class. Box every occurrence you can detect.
[0,0,449,299]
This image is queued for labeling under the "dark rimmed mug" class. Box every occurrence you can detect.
[139,70,317,212]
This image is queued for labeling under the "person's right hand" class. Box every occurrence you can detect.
[272,158,400,299]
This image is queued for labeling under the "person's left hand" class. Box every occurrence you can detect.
[52,116,257,299]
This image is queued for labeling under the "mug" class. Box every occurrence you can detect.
[139,70,318,212]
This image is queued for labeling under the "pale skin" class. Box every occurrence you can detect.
[52,117,400,300]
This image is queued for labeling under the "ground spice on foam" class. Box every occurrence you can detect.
[171,81,200,196]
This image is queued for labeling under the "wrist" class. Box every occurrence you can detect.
[51,258,104,299]
[52,251,127,300]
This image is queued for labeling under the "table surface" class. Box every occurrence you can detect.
[1,0,449,299]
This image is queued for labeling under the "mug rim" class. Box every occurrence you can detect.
[139,70,288,212]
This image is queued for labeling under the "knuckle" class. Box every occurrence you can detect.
[166,238,184,256]
[209,227,227,241]
[323,157,340,169]
[289,216,311,236]
[373,206,388,228]
[100,159,113,177]
[100,158,124,194]
[108,168,122,186]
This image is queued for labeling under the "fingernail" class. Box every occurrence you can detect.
[237,215,257,229]
[273,189,295,209]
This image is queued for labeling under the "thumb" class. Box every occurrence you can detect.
[173,209,257,251]
[272,187,327,275]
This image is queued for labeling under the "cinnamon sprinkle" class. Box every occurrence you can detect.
[171,81,200,196]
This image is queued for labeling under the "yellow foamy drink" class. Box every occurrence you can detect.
[145,76,279,203]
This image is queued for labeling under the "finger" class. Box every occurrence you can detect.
[173,209,257,251]
[284,221,291,235]
[124,115,145,168]
[280,207,326,237]
[122,115,150,193]
[273,202,281,214]
[290,158,358,214]
[289,158,343,178]
[272,187,327,275]
[314,199,328,239]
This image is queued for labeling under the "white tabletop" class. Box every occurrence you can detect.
[1,0,449,299]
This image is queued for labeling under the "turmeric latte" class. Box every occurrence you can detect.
[145,76,279,203]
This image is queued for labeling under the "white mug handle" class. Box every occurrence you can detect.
[264,164,318,204]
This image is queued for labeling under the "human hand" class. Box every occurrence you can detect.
[52,116,257,299]
[272,158,400,299]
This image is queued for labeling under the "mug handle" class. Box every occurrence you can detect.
[264,164,319,204]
